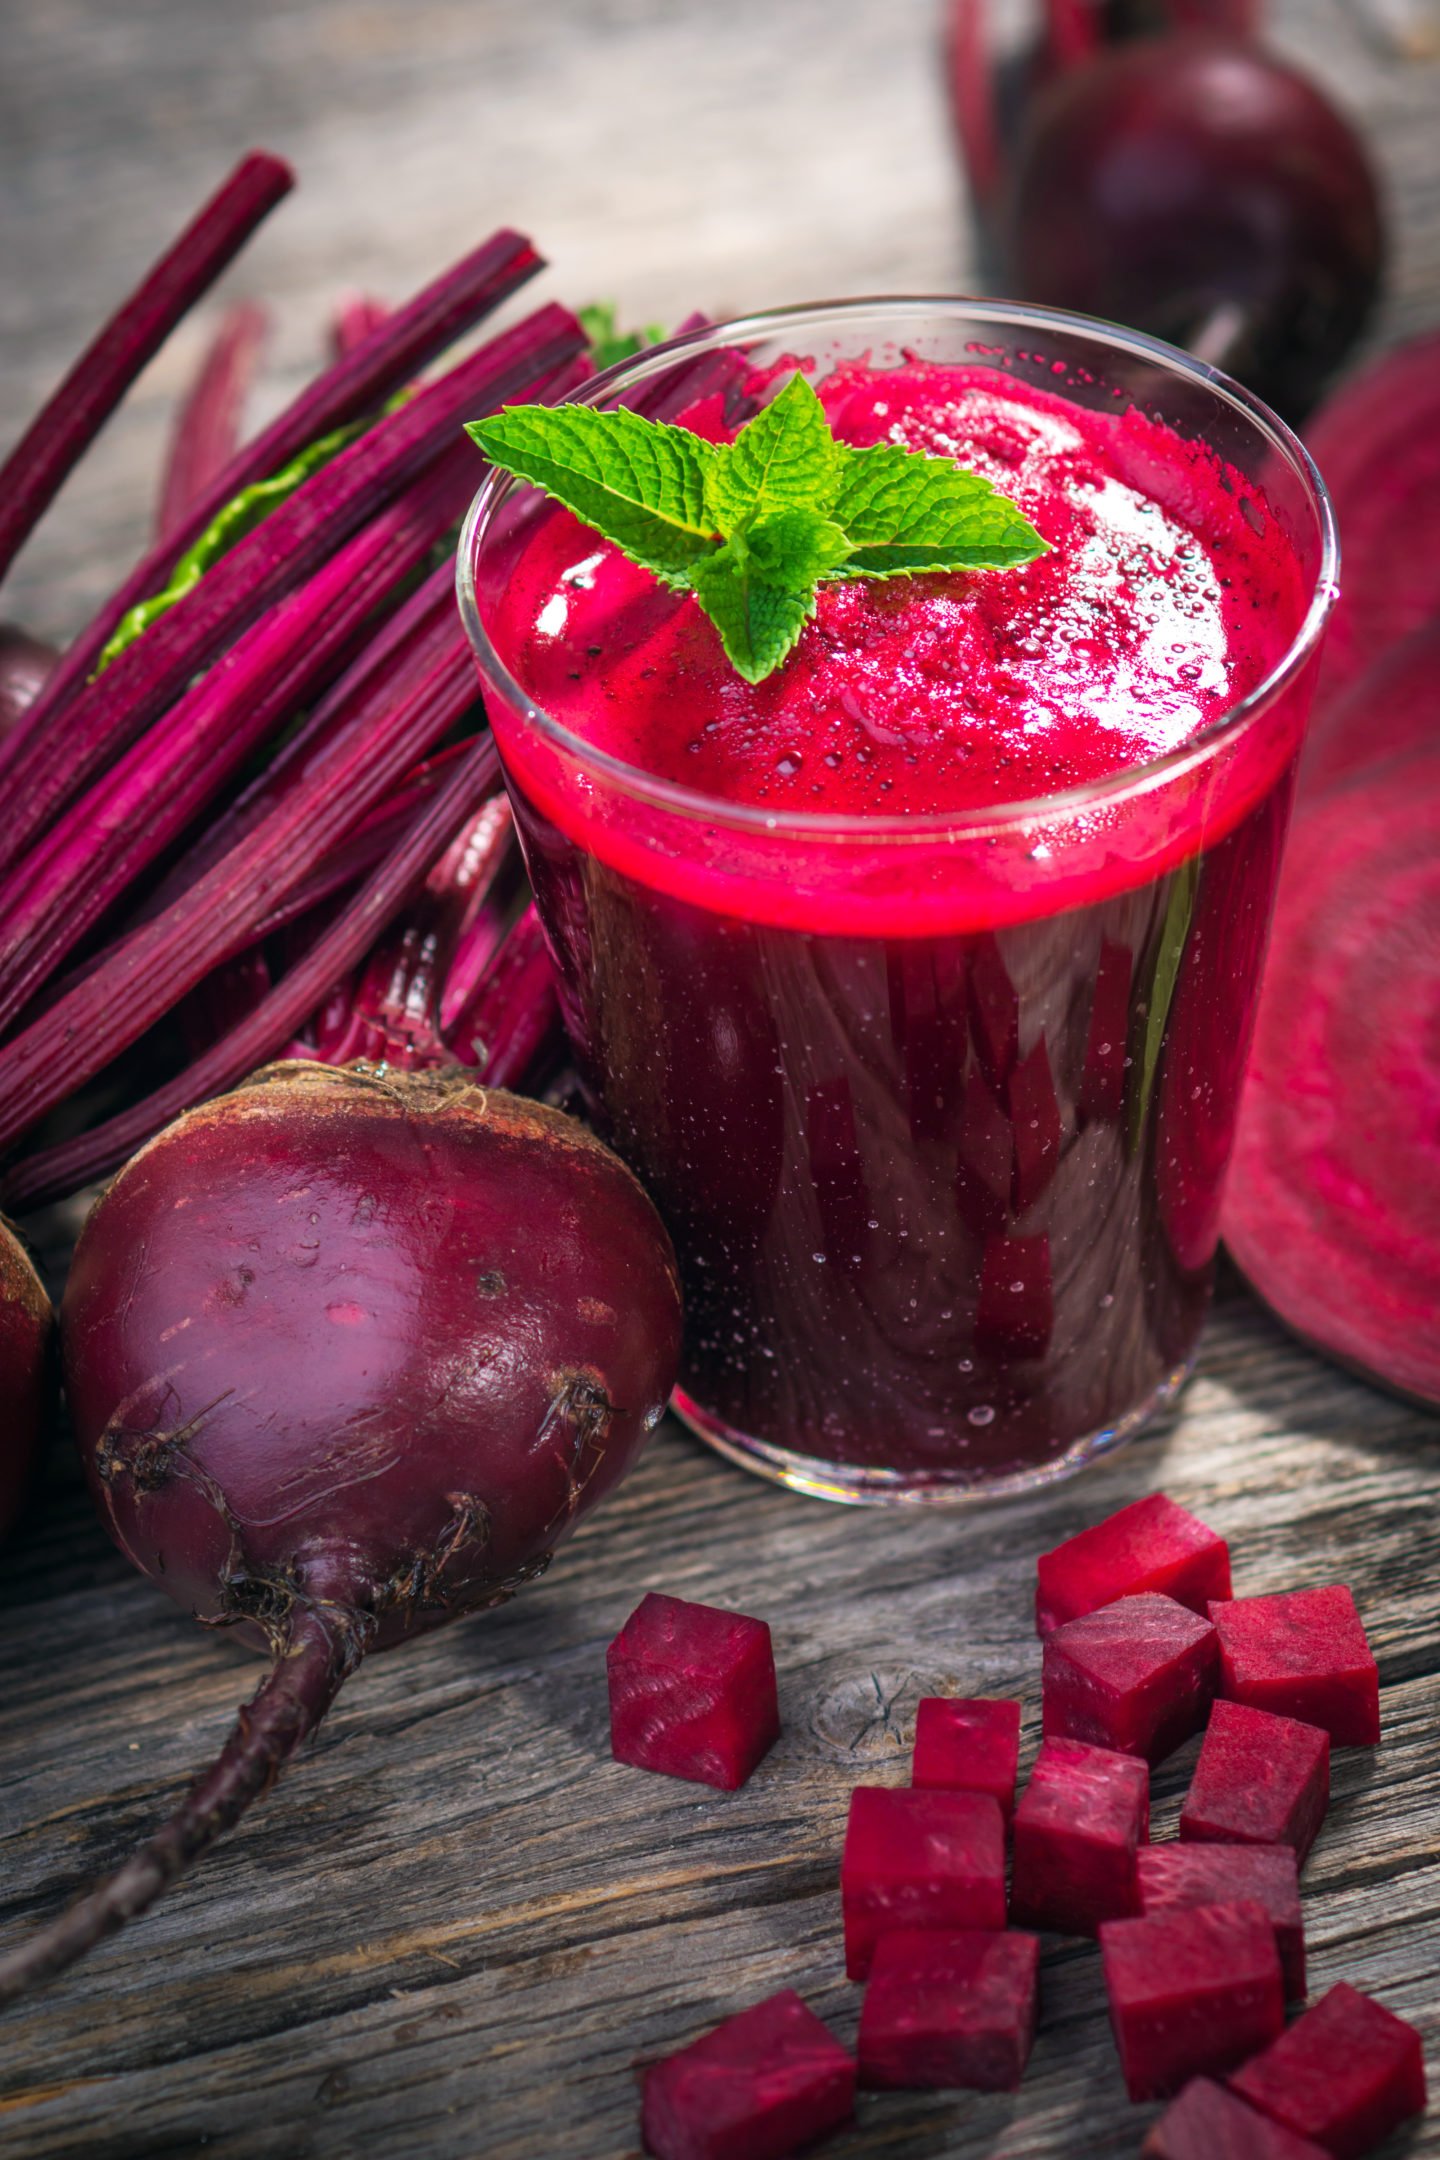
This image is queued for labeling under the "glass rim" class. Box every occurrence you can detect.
[455,294,1339,845]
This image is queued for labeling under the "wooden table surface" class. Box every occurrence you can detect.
[2,4,1437,2156]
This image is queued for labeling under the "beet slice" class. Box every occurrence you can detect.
[1180,1701,1329,1864]
[1138,1843,1305,2000]
[1035,1493,1231,1636]
[1143,2077,1332,2159]
[607,1593,780,1792]
[1303,619,1440,799]
[1010,1737,1148,1937]
[1221,743,1440,1407]
[1305,327,1440,701]
[857,1927,1040,2092]
[1042,1592,1218,1763]
[840,1788,1007,1981]
[1208,1587,1380,1746]
[1229,1981,1428,2159]
[641,1989,855,2160]
[911,1698,1021,1823]
[1100,1899,1286,2101]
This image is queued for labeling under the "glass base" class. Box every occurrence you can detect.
[671,1354,1198,1507]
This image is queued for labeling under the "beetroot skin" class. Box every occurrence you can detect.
[641,1989,855,2160]
[1180,1701,1329,1864]
[857,1927,1040,2092]
[608,1592,779,1791]
[1138,1842,1305,2001]
[1100,1898,1286,2102]
[840,1787,1007,1980]
[1229,1981,1428,2159]
[0,1216,52,1540]
[1010,1737,1149,1937]
[1209,1587,1380,1745]
[1042,1593,1218,1763]
[1143,2077,1332,2159]
[911,1697,1021,1821]
[1,1063,681,2004]
[1035,1494,1231,1635]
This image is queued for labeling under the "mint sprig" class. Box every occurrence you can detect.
[469,372,1047,684]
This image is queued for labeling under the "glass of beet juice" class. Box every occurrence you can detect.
[458,301,1336,1503]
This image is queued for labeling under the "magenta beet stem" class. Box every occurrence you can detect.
[0,451,474,1035]
[3,734,503,1208]
[447,905,561,1088]
[0,151,292,590]
[155,301,270,542]
[0,302,583,880]
[331,293,390,359]
[2,227,540,771]
[0,1605,356,2008]
[944,0,1006,217]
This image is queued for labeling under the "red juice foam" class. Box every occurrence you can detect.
[475,354,1313,1493]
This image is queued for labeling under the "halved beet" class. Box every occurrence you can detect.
[1036,1493,1231,1635]
[641,1989,856,2160]
[1138,1843,1305,2001]
[1179,1701,1329,1864]
[1042,1593,1218,1763]
[1143,2077,1331,2159]
[1229,1981,1427,2159]
[1209,1586,1379,1746]
[1221,741,1440,1406]
[911,1697,1021,1823]
[1100,1898,1285,2101]
[607,1592,780,1792]
[1305,327,1440,701]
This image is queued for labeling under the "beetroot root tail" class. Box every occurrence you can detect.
[0,1607,357,2006]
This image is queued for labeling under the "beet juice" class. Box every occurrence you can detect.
[460,301,1335,1501]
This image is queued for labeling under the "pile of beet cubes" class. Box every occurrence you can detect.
[605,1495,1427,2159]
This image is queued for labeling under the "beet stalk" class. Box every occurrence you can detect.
[0,1216,52,1541]
[0,152,292,587]
[0,625,57,740]
[155,302,270,542]
[0,301,583,877]
[2,227,540,769]
[0,1064,682,2002]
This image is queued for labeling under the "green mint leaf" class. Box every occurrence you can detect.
[470,403,720,586]
[704,373,841,529]
[578,301,666,371]
[1128,853,1200,1155]
[95,415,367,673]
[829,442,1047,577]
[689,544,816,684]
[743,507,852,587]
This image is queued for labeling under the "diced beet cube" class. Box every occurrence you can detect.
[857,1928,1040,2092]
[1208,1586,1380,1746]
[911,1698,1021,1822]
[1010,1737,1149,1937]
[1042,1593,1218,1763]
[840,1787,1007,1981]
[1036,1492,1231,1635]
[1100,1899,1285,2101]
[608,1592,780,1791]
[1142,2078,1332,2159]
[1138,1842,1305,2000]
[1180,1701,1329,1864]
[641,1989,855,2160]
[1229,1982,1428,2160]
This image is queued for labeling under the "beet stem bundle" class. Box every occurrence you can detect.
[155,301,271,543]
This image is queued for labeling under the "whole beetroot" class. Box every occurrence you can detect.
[0,1215,52,1539]
[0,1061,681,2003]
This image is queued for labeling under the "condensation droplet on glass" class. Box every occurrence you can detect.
[1099,1292,1115,1309]
[968,1404,996,1426]
[812,1252,827,1264]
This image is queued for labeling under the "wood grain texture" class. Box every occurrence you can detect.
[1,2,1438,2154]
